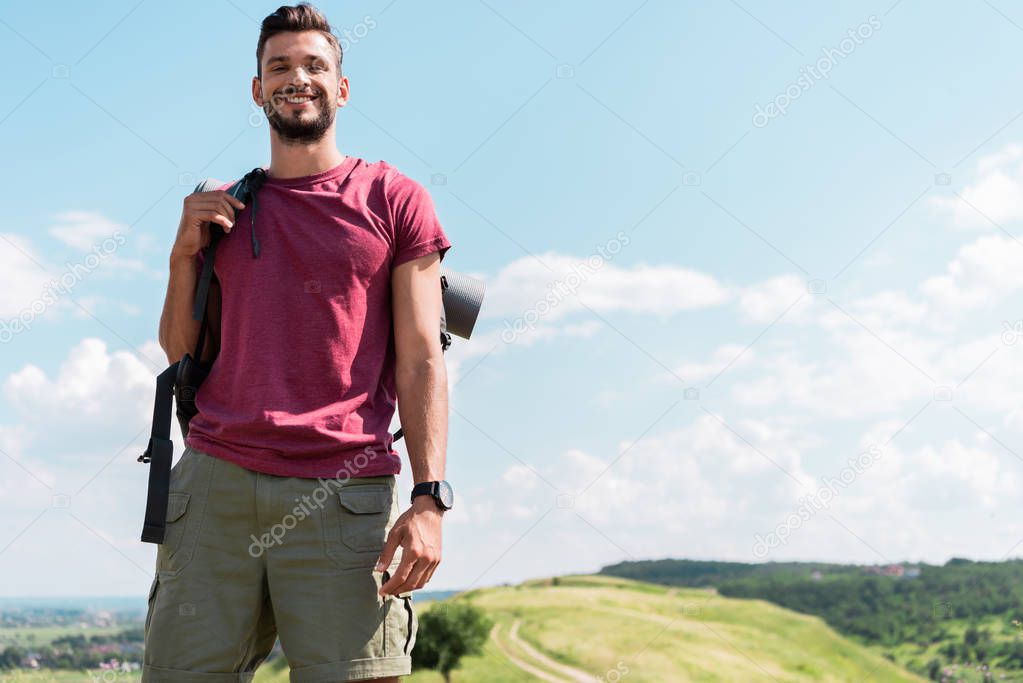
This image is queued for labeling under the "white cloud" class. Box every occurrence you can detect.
[931,143,1023,229]
[0,233,57,320]
[452,251,732,353]
[913,437,1020,508]
[49,211,126,251]
[671,343,755,384]
[726,314,1014,420]
[0,214,152,331]
[506,413,819,534]
[726,229,1023,419]
[920,234,1023,311]
[483,252,732,324]
[739,274,813,324]
[494,414,1023,568]
[732,339,931,419]
[819,290,928,333]
[4,337,164,428]
[47,211,148,276]
[502,464,541,489]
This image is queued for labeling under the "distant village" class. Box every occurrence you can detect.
[0,605,143,673]
[0,606,136,630]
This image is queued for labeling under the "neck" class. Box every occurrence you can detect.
[267,126,346,180]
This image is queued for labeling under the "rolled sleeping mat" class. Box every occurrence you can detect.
[441,269,485,340]
[195,176,250,201]
[195,178,224,193]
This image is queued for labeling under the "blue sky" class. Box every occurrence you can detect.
[3,0,1023,596]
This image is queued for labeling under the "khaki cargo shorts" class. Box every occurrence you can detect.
[142,445,418,682]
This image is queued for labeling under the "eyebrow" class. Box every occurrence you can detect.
[265,54,329,66]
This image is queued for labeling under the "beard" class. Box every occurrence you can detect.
[261,87,335,144]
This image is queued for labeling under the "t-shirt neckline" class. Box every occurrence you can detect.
[263,155,360,188]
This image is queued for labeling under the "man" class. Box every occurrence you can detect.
[145,4,452,681]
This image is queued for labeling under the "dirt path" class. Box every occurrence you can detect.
[500,619,596,683]
[489,623,570,683]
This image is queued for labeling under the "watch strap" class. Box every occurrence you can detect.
[410,481,438,503]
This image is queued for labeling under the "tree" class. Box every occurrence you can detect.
[0,646,25,669]
[412,601,492,683]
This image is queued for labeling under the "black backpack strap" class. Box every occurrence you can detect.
[192,228,223,360]
[138,363,177,543]
[137,176,243,544]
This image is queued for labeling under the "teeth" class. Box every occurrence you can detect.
[285,95,315,103]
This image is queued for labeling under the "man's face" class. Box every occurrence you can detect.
[252,31,348,144]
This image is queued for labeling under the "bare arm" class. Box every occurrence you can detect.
[158,188,243,364]
[377,250,448,595]
[158,253,220,365]
[392,251,448,485]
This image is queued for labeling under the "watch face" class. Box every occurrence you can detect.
[436,480,454,509]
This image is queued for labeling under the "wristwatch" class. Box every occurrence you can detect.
[411,480,454,511]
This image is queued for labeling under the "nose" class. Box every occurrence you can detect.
[290,66,314,86]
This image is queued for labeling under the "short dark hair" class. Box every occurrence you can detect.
[256,3,342,79]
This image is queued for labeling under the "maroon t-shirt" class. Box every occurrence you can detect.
[185,156,451,478]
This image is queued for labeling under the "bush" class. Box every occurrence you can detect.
[412,601,492,683]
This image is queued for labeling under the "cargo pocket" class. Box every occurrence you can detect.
[155,492,193,576]
[163,492,191,553]
[321,482,393,569]
[144,574,160,635]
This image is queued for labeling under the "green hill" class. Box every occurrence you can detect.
[600,557,1023,680]
[248,573,925,682]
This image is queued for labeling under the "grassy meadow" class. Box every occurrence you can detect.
[251,574,926,682]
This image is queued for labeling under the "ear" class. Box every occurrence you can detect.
[336,74,349,108]
[251,76,263,107]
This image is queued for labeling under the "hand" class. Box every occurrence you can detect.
[171,189,246,261]
[376,496,444,596]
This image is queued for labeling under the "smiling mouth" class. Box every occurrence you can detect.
[280,93,318,106]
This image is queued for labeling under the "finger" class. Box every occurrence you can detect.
[375,526,404,573]
[222,192,246,211]
[391,557,431,596]
[396,556,433,593]
[418,559,440,589]
[417,557,440,589]
[191,194,240,217]
[217,197,238,222]
[193,195,236,222]
[195,210,233,231]
[409,561,433,591]
[208,211,234,231]
[195,189,243,213]
[378,556,413,597]
[379,551,416,596]
[187,200,233,227]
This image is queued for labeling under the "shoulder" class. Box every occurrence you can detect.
[361,158,403,182]
[360,159,430,204]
